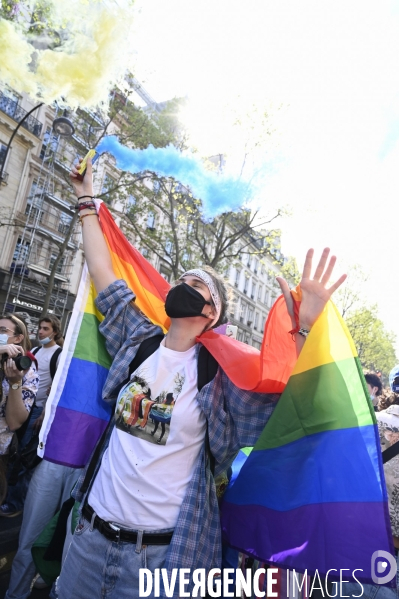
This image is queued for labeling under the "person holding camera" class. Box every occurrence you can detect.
[0,314,39,509]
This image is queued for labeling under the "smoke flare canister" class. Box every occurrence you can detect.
[76,149,99,181]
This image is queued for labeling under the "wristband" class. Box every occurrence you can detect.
[77,195,94,201]
[75,202,96,211]
[298,327,310,338]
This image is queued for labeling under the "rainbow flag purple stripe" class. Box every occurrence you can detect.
[221,302,393,583]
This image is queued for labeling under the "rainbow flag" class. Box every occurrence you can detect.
[221,299,393,582]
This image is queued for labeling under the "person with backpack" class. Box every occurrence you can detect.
[52,157,346,599]
[31,316,63,434]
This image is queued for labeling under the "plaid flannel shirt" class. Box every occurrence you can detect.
[73,280,279,597]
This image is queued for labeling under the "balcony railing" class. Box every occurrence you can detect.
[0,92,43,138]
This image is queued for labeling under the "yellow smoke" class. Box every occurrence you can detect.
[0,20,37,95]
[0,1,135,109]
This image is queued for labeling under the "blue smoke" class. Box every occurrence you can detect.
[96,136,251,217]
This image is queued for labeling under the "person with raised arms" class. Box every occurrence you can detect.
[55,156,346,599]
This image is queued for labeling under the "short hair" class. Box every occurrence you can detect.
[365,373,382,396]
[39,315,64,346]
[2,313,29,353]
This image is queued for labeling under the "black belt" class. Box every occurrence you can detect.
[82,504,173,545]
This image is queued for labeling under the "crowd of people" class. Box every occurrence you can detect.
[0,155,398,598]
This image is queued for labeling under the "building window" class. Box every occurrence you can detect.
[239,302,246,323]
[141,248,149,258]
[254,258,259,274]
[13,237,30,262]
[126,195,136,209]
[49,253,65,274]
[243,275,249,295]
[0,143,7,169]
[40,126,58,160]
[165,240,173,255]
[101,174,115,202]
[25,180,44,223]
[58,213,72,235]
[251,281,256,299]
[160,270,172,282]
[25,200,44,224]
[261,315,266,333]
[147,213,156,230]
[254,312,259,330]
[235,269,241,288]
[247,308,254,326]
[258,285,262,301]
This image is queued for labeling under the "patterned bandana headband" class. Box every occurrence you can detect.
[181,269,221,327]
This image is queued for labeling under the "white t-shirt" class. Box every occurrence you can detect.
[89,343,206,529]
[33,344,61,408]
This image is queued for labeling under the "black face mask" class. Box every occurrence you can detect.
[165,283,211,319]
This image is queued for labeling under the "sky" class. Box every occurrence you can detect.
[131,0,399,351]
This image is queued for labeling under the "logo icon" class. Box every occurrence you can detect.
[371,551,397,584]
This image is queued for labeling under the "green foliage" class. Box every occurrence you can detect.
[279,256,301,286]
[0,0,21,20]
[345,305,397,378]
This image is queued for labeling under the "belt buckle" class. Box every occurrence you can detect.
[109,522,121,542]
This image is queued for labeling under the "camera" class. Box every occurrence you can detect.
[1,352,32,371]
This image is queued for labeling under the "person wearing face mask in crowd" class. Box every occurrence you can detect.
[44,157,347,599]
[30,316,63,433]
[0,314,39,515]
[0,316,63,519]
[365,372,383,411]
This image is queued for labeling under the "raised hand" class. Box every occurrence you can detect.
[276,248,347,331]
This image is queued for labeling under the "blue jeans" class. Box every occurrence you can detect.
[339,582,398,598]
[5,459,81,599]
[340,555,399,598]
[56,518,172,599]
[6,404,43,511]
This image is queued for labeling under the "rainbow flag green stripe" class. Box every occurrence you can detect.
[72,312,112,369]
[256,356,375,450]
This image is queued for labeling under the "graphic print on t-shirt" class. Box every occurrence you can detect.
[115,364,186,446]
